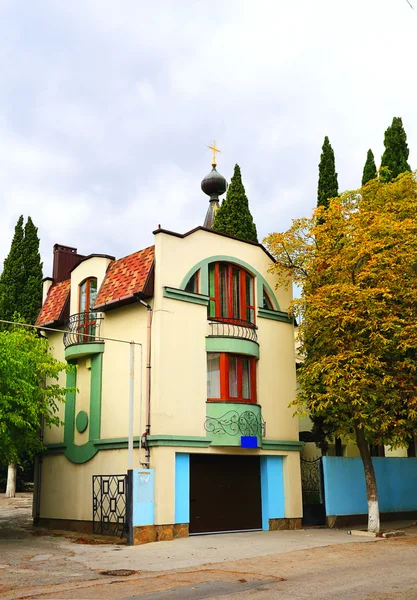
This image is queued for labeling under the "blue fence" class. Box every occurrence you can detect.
[322,457,417,516]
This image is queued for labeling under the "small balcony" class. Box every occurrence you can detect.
[207,316,258,343]
[63,311,103,348]
[205,402,266,447]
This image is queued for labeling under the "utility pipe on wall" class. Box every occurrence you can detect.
[134,294,153,466]
[127,341,135,470]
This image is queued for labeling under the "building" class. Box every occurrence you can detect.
[34,160,303,542]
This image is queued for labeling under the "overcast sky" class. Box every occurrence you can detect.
[0,0,416,275]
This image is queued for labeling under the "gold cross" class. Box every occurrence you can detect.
[208,141,221,167]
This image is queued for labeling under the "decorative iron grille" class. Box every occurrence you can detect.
[208,317,258,342]
[63,312,103,348]
[205,409,266,438]
[92,474,127,537]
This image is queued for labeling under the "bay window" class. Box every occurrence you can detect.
[207,352,257,403]
[208,263,255,324]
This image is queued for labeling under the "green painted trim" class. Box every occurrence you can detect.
[65,342,105,361]
[147,435,211,447]
[66,443,98,463]
[93,436,141,450]
[45,437,142,454]
[76,411,88,433]
[64,368,77,447]
[163,286,210,306]
[45,443,66,451]
[89,353,102,441]
[262,439,304,451]
[63,348,104,464]
[257,308,293,324]
[206,337,260,358]
[180,255,279,310]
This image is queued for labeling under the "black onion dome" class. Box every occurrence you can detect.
[201,166,227,199]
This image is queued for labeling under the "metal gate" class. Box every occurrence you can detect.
[300,457,326,526]
[92,474,128,537]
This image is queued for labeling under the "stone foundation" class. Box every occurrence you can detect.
[133,523,189,545]
[268,518,302,531]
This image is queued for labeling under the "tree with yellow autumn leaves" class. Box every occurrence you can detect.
[265,172,417,533]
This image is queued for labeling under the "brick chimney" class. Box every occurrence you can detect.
[52,244,84,283]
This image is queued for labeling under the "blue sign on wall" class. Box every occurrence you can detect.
[241,436,258,448]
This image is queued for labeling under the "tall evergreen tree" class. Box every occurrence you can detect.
[362,149,377,186]
[22,217,43,324]
[380,117,411,183]
[0,216,43,326]
[213,164,258,242]
[0,216,25,324]
[317,136,338,209]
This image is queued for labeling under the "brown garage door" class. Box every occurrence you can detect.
[190,454,262,534]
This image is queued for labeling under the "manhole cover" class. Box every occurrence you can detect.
[100,569,137,577]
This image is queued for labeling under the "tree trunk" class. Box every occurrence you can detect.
[335,438,343,456]
[355,426,380,533]
[5,463,17,498]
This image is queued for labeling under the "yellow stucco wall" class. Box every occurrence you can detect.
[39,228,302,523]
[42,330,66,445]
[99,303,148,441]
[151,230,297,443]
[40,450,132,521]
[69,255,113,315]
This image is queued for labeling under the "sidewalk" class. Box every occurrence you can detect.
[2,494,417,599]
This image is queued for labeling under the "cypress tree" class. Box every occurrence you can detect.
[0,216,43,326]
[362,149,377,186]
[0,216,25,324]
[22,217,43,324]
[380,117,411,183]
[317,136,338,209]
[213,164,258,242]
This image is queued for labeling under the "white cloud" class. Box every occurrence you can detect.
[0,0,416,277]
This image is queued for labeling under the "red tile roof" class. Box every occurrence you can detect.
[36,279,70,327]
[94,246,155,310]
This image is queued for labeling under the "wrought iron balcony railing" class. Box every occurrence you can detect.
[63,311,103,348]
[208,316,258,343]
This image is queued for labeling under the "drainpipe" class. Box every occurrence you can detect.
[134,293,153,466]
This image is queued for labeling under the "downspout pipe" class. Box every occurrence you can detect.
[134,293,153,466]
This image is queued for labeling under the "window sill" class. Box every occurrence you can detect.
[207,398,257,405]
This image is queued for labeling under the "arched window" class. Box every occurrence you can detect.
[78,278,98,342]
[208,263,255,324]
[79,277,97,312]
[184,270,199,293]
[262,286,274,310]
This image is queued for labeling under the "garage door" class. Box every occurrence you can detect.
[189,454,262,534]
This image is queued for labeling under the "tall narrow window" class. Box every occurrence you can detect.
[229,356,238,398]
[79,277,98,342]
[79,277,97,312]
[208,263,255,325]
[207,353,221,398]
[207,352,257,403]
